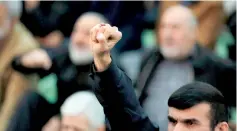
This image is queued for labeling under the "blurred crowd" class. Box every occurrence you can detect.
[0,1,236,131]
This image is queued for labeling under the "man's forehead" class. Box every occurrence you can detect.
[76,16,103,29]
[161,7,193,25]
[62,114,89,125]
[168,103,211,121]
[161,13,189,25]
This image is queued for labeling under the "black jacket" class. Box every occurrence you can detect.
[12,44,93,106]
[11,45,156,131]
[137,44,236,107]
[91,60,158,131]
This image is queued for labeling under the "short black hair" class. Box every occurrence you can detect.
[168,82,228,129]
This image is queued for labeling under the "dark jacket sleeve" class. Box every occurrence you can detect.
[91,59,158,131]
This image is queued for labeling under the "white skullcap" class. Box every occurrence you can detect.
[61,91,105,128]
[1,1,22,18]
[78,11,109,24]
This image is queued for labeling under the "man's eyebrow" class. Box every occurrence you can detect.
[168,115,177,123]
[182,118,200,124]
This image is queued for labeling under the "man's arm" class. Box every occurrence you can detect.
[92,59,157,131]
[90,24,157,131]
[11,48,58,78]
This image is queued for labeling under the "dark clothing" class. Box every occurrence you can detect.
[21,1,146,52]
[10,44,156,130]
[137,44,236,107]
[9,44,93,131]
[7,90,59,131]
[12,44,93,105]
[91,60,158,131]
[227,11,236,62]
[21,1,92,37]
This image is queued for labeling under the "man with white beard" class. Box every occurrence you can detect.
[8,12,108,131]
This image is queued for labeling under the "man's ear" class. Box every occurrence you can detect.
[214,122,229,131]
[98,125,106,131]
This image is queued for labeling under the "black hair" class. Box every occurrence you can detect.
[168,82,228,129]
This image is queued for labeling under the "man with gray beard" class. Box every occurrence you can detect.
[8,12,108,131]
[136,5,236,131]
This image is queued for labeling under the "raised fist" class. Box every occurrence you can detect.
[21,49,52,70]
[90,23,122,57]
[90,24,122,72]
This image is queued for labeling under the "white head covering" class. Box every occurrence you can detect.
[1,1,22,18]
[60,91,105,128]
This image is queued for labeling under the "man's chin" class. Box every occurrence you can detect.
[159,48,183,60]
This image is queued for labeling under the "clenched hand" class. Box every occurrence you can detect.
[90,24,122,72]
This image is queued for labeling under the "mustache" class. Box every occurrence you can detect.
[70,42,89,49]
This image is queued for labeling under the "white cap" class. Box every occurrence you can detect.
[1,1,22,18]
[61,91,105,128]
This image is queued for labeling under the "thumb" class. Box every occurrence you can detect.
[96,33,106,44]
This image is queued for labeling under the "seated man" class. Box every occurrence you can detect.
[0,1,39,130]
[43,91,105,131]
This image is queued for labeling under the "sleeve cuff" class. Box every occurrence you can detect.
[92,59,122,85]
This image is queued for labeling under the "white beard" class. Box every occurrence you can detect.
[159,46,186,60]
[68,43,93,65]
[0,18,10,40]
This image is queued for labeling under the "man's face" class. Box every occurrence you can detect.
[168,103,212,131]
[71,16,102,49]
[0,3,11,40]
[157,10,196,60]
[69,16,102,65]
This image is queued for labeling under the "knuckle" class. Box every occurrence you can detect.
[113,26,118,31]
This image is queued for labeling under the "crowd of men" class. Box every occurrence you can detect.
[0,1,236,131]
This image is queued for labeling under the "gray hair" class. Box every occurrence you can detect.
[1,1,22,18]
[79,11,109,24]
[61,91,105,129]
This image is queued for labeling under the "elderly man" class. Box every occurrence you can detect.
[43,91,105,131]
[159,1,225,49]
[0,1,39,131]
[135,5,235,131]
[8,12,108,131]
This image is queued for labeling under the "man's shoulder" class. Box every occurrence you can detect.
[44,44,70,65]
[198,45,235,69]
